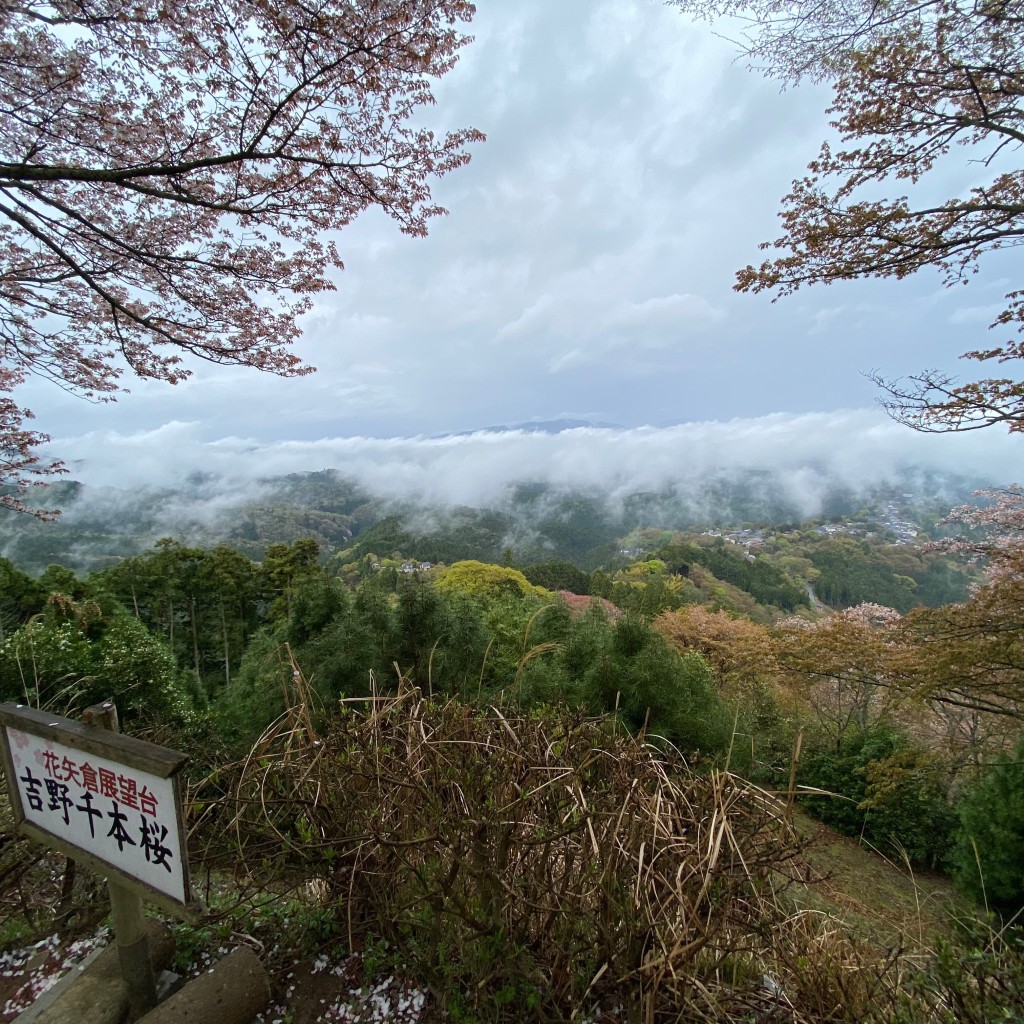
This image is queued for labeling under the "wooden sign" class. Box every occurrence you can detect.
[0,704,194,914]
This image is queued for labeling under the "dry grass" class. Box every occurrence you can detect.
[192,670,818,1021]
[185,668,1022,1023]
[3,668,1021,1022]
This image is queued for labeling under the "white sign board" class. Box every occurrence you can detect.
[5,727,187,903]
[0,704,192,912]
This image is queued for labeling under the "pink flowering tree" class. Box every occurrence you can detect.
[775,603,898,748]
[0,0,482,513]
[941,486,1024,579]
[666,0,1024,434]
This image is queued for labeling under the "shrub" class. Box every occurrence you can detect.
[953,735,1024,915]
[199,689,804,1022]
[891,917,1024,1024]
[800,727,956,869]
[0,611,193,722]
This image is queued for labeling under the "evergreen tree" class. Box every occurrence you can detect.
[0,556,46,640]
[954,736,1024,914]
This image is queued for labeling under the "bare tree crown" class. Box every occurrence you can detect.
[670,0,1024,433]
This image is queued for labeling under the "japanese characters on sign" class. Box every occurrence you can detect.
[0,708,190,907]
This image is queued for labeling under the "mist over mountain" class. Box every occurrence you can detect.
[3,410,1019,574]
[42,408,1024,500]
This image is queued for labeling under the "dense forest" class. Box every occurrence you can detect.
[0,503,1004,875]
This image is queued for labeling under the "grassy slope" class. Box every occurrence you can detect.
[787,808,963,948]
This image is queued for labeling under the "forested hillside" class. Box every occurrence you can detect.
[2,488,1023,1020]
[0,465,984,582]
[0,468,1013,1024]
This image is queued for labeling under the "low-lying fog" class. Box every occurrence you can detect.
[46,408,1022,528]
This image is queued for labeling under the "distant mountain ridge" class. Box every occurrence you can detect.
[436,418,625,437]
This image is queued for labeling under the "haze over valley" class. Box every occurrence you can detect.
[4,409,1016,575]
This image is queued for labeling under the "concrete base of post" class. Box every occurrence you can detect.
[19,932,269,1024]
[134,946,270,1024]
[19,920,174,1024]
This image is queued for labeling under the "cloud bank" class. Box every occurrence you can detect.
[49,409,1023,526]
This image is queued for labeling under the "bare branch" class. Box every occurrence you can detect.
[669,0,1024,436]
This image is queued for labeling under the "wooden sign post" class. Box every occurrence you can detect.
[0,701,198,1020]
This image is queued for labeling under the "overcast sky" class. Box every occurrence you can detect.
[21,0,1024,491]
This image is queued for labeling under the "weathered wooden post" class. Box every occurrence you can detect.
[0,700,199,1021]
[82,701,156,1018]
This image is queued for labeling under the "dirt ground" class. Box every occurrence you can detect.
[0,929,436,1024]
